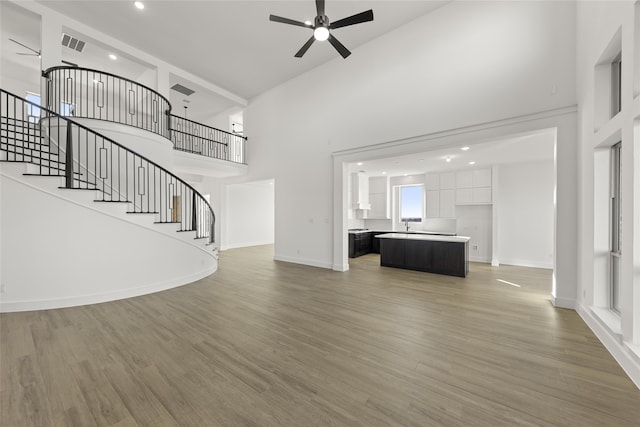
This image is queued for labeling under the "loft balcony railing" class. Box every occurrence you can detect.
[1,89,215,243]
[169,114,247,165]
[43,66,172,139]
[42,66,247,166]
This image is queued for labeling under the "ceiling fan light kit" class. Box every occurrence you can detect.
[270,0,374,59]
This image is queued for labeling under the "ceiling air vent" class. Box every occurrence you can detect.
[171,83,195,96]
[61,33,86,52]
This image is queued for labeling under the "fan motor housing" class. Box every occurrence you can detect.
[315,14,329,29]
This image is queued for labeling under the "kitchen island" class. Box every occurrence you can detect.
[348,229,457,258]
[376,233,470,277]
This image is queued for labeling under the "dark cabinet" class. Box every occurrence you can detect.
[371,234,381,254]
[379,237,468,277]
[349,232,374,258]
[404,239,432,270]
[379,238,405,267]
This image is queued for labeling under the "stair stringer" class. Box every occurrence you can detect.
[0,162,218,313]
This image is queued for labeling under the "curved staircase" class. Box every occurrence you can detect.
[0,89,218,312]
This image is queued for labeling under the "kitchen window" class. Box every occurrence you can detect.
[400,185,423,222]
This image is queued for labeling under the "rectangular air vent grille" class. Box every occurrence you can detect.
[61,33,85,52]
[171,83,195,96]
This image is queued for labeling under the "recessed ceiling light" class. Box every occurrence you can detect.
[469,161,476,165]
[134,1,144,10]
[382,171,387,175]
[461,146,470,151]
[446,157,452,163]
[108,54,117,60]
[357,162,363,166]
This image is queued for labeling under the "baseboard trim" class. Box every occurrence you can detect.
[577,305,640,390]
[499,258,553,269]
[551,295,576,309]
[0,264,217,313]
[274,255,332,270]
[220,240,274,251]
[333,263,349,272]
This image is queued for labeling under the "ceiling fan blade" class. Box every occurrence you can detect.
[270,14,310,28]
[16,53,40,56]
[295,36,316,58]
[9,38,40,55]
[330,9,374,30]
[316,0,325,16]
[327,34,351,59]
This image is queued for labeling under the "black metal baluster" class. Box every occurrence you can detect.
[65,122,73,188]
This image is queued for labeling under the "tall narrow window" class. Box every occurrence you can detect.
[400,185,423,222]
[610,142,622,313]
[611,53,622,117]
[25,92,41,123]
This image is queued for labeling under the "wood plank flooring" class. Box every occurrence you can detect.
[2,245,639,426]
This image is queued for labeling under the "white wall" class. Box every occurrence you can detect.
[222,180,274,250]
[456,205,492,263]
[496,160,554,268]
[0,166,216,312]
[243,0,576,270]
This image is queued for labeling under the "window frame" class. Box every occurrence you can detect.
[399,184,424,223]
[610,141,622,313]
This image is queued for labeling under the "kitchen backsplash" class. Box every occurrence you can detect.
[348,218,365,229]
[362,218,457,234]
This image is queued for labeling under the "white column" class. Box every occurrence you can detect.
[39,12,63,103]
[156,64,171,102]
[491,166,499,266]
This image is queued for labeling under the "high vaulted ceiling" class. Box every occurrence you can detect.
[33,1,449,100]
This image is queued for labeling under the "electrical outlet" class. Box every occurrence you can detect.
[472,244,478,251]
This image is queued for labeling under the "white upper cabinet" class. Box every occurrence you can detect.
[367,176,390,219]
[439,189,456,217]
[426,190,440,217]
[425,173,455,218]
[473,169,492,187]
[456,168,492,205]
[456,170,473,189]
[425,173,440,191]
[351,172,371,210]
[439,172,456,190]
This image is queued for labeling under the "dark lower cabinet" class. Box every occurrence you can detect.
[380,238,468,277]
[349,232,374,258]
[378,238,404,266]
[404,240,432,270]
[371,234,381,254]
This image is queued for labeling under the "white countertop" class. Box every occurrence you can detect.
[348,229,456,236]
[375,233,470,243]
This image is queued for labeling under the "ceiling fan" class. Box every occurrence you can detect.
[9,38,41,57]
[269,0,374,59]
[9,38,78,67]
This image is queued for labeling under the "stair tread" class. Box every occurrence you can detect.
[126,211,160,214]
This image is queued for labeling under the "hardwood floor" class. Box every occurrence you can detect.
[2,245,639,426]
